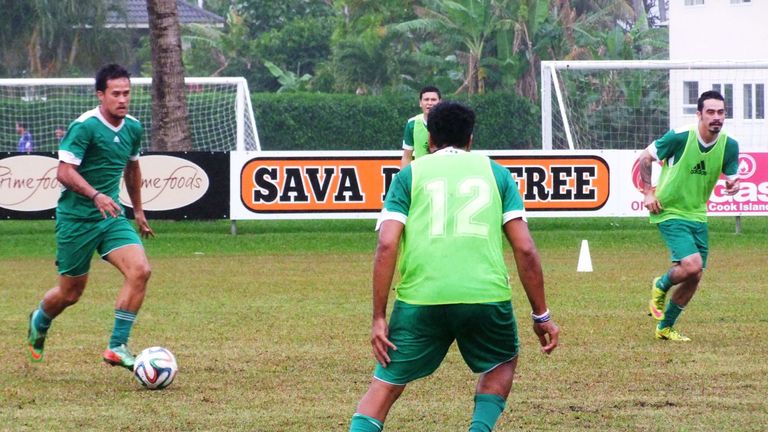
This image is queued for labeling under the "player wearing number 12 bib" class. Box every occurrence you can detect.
[348,101,560,432]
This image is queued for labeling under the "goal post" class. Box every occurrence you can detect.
[541,60,768,151]
[0,76,260,152]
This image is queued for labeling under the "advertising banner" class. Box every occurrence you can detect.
[0,152,229,220]
[231,150,768,220]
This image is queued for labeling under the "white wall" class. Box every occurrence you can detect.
[669,0,768,150]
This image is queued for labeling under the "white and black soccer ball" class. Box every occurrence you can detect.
[133,346,178,390]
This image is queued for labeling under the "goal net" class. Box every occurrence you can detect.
[541,60,768,151]
[0,77,260,152]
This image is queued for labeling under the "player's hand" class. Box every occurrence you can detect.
[723,178,741,196]
[370,317,396,367]
[134,212,155,239]
[533,320,560,355]
[643,191,663,214]
[93,193,122,218]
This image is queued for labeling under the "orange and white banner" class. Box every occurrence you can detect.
[230,150,768,220]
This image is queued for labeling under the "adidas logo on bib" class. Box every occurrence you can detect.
[690,160,707,175]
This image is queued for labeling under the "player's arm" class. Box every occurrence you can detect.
[503,219,559,354]
[637,144,662,214]
[124,160,154,238]
[722,140,741,195]
[370,219,402,366]
[57,161,121,218]
[400,120,415,169]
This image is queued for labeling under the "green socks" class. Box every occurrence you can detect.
[32,303,52,333]
[109,309,137,348]
[656,272,674,292]
[349,413,383,432]
[659,301,684,329]
[469,393,506,432]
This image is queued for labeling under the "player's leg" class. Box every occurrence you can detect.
[658,222,707,340]
[100,218,151,369]
[27,275,88,362]
[471,359,517,432]
[27,219,98,362]
[650,220,701,323]
[351,380,406,431]
[349,302,452,431]
[454,302,519,432]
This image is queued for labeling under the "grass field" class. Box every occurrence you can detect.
[1,217,767,431]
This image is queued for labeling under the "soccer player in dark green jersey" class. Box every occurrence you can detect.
[349,101,560,432]
[637,90,740,342]
[399,86,441,169]
[26,64,154,370]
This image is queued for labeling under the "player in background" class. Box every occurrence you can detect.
[16,121,35,153]
[349,101,560,432]
[26,63,154,370]
[637,90,740,342]
[399,86,441,169]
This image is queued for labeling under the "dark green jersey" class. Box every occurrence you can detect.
[401,113,429,159]
[57,108,143,221]
[380,148,526,305]
[650,126,739,223]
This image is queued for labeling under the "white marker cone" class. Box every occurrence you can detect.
[577,239,593,272]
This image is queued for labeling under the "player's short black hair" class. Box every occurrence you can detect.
[16,121,27,129]
[419,86,441,100]
[698,90,725,112]
[95,64,131,92]
[427,101,475,150]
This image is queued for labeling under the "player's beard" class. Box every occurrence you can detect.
[709,122,722,133]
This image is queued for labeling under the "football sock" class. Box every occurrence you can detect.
[659,301,684,329]
[469,393,506,432]
[656,271,674,292]
[109,309,137,349]
[349,413,383,432]
[32,303,52,333]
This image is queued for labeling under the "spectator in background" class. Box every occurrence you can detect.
[17,121,34,153]
[55,126,67,142]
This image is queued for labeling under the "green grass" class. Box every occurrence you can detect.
[1,218,767,431]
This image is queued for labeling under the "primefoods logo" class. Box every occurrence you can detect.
[119,155,210,211]
[0,155,59,211]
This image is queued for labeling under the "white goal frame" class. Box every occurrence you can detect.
[541,59,768,150]
[0,76,260,152]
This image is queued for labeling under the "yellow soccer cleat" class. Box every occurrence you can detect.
[655,326,691,342]
[648,277,666,321]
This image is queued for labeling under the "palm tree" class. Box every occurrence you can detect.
[391,0,517,95]
[146,0,192,151]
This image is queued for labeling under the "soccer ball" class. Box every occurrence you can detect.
[133,346,178,390]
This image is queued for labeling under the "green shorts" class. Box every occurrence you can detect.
[657,219,709,268]
[56,216,142,276]
[373,300,519,385]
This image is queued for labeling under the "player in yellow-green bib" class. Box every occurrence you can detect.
[349,101,560,432]
[399,86,440,168]
[26,64,154,371]
[637,90,740,342]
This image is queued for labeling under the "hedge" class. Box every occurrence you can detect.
[251,92,541,151]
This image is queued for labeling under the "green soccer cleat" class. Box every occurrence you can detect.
[27,312,47,363]
[655,326,691,342]
[648,277,666,321]
[103,344,136,370]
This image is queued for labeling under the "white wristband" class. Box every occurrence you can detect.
[531,309,551,323]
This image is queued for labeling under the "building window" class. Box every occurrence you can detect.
[683,81,699,115]
[731,0,751,4]
[743,84,763,120]
[685,0,704,5]
[712,84,733,119]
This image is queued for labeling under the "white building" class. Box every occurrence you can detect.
[669,0,766,150]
